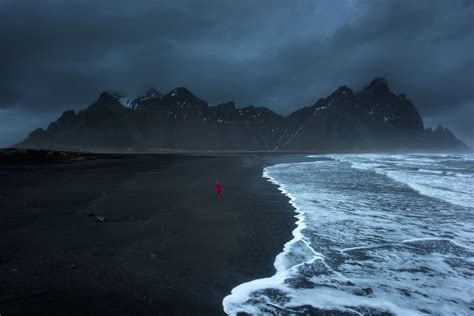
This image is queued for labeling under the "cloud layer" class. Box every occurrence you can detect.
[0,0,472,146]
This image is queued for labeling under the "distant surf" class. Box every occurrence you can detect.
[223,153,474,315]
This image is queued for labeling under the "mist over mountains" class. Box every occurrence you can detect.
[16,78,468,152]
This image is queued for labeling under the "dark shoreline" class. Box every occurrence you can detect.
[0,152,309,315]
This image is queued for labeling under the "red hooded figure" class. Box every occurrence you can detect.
[215,180,222,198]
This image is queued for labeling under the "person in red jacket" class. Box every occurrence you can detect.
[215,180,222,198]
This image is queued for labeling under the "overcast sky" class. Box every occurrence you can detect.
[1,0,473,147]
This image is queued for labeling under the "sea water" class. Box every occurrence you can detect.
[223,153,474,315]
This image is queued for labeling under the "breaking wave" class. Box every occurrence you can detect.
[223,153,474,315]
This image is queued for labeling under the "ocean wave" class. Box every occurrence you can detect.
[223,155,474,315]
[330,154,474,208]
[223,166,321,315]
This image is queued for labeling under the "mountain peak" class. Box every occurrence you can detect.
[168,87,194,97]
[162,87,208,107]
[330,85,354,98]
[435,124,445,132]
[88,91,125,110]
[99,91,119,101]
[368,77,388,87]
[144,88,161,98]
[364,77,391,96]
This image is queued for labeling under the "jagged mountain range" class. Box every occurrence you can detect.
[17,78,468,152]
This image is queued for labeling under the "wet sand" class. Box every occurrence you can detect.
[0,152,304,315]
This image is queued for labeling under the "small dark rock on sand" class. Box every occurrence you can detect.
[95,216,107,223]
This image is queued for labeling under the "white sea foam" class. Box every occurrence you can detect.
[331,153,474,208]
[223,164,320,314]
[223,153,474,315]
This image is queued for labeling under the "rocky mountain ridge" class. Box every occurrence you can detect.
[16,78,469,152]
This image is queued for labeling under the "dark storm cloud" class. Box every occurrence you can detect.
[0,0,473,146]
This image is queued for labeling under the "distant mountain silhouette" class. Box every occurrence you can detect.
[16,78,469,152]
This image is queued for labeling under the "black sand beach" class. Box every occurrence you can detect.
[0,152,304,315]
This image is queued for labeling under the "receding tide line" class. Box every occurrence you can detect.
[222,160,425,316]
[222,163,322,315]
